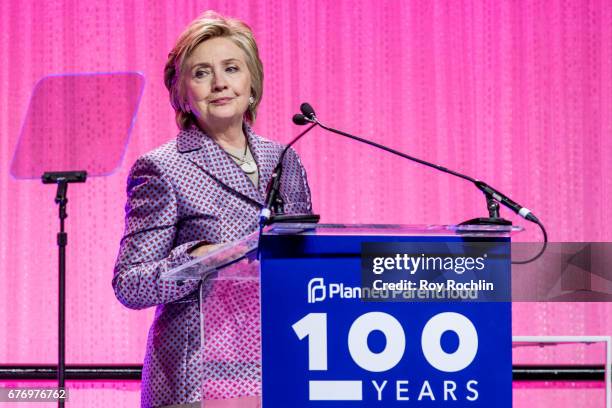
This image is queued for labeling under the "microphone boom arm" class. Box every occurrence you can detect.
[302,115,539,225]
[259,122,318,226]
[295,105,546,264]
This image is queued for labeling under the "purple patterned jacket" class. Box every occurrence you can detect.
[112,125,312,408]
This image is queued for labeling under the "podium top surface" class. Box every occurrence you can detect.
[264,223,523,238]
[162,223,522,281]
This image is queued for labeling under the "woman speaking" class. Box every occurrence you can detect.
[113,11,312,408]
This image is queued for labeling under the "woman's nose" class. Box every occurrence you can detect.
[211,70,228,91]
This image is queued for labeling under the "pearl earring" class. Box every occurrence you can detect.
[249,96,255,105]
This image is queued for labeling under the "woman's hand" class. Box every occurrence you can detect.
[189,243,224,258]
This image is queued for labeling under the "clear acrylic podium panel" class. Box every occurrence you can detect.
[162,223,520,407]
[162,223,520,282]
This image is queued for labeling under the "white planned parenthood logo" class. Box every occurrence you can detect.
[308,278,326,303]
[308,278,363,303]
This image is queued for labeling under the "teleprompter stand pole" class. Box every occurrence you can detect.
[41,171,87,408]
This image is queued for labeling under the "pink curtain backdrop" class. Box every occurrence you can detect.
[0,0,610,406]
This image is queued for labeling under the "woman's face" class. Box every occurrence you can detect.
[184,37,252,132]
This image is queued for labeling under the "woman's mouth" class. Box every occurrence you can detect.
[209,97,233,105]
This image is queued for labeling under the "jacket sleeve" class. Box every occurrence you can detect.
[112,154,202,310]
[280,147,313,215]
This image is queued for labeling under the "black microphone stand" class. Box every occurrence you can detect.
[295,104,548,263]
[259,122,319,227]
[297,108,526,226]
[42,171,87,408]
[318,119,511,225]
[256,122,320,259]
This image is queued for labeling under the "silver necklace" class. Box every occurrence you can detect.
[225,143,257,174]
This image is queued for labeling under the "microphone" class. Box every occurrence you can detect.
[300,103,317,121]
[295,102,540,225]
[292,114,310,126]
[259,119,317,226]
[473,181,538,223]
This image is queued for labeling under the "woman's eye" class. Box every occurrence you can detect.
[226,66,239,73]
[194,69,209,79]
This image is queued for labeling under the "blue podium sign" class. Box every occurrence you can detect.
[260,226,512,407]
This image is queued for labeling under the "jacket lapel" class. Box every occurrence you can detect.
[177,126,265,206]
[244,126,278,198]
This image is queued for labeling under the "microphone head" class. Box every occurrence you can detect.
[292,113,309,126]
[300,102,316,120]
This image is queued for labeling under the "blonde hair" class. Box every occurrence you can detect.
[164,11,263,130]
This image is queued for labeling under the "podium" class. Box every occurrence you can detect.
[162,224,518,407]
